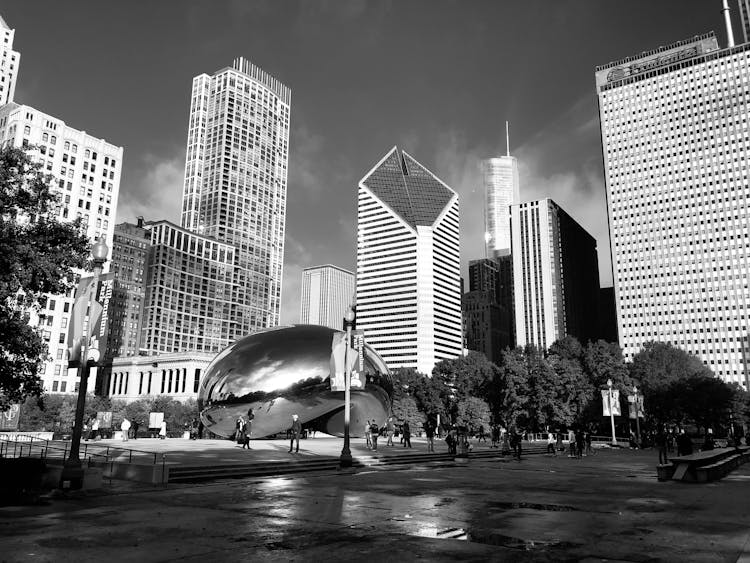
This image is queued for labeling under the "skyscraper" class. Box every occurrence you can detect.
[596,29,750,388]
[511,198,600,349]
[357,147,462,374]
[0,15,19,106]
[483,125,519,258]
[300,265,355,330]
[0,103,123,394]
[181,57,290,335]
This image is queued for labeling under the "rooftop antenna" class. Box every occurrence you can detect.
[723,0,736,47]
[505,121,510,157]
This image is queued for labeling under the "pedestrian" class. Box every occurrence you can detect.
[445,428,456,455]
[197,419,204,439]
[702,429,715,451]
[237,419,250,449]
[676,429,693,456]
[289,413,302,453]
[386,417,395,446]
[477,424,487,443]
[568,429,576,457]
[121,417,131,442]
[402,420,412,448]
[246,408,254,438]
[91,417,100,441]
[655,426,668,464]
[585,430,593,455]
[364,419,372,449]
[132,419,140,440]
[501,426,511,455]
[491,424,500,448]
[512,428,523,460]
[556,430,564,452]
[83,418,91,442]
[629,430,639,449]
[546,430,556,456]
[159,419,167,440]
[576,429,585,458]
[370,420,380,451]
[424,418,435,452]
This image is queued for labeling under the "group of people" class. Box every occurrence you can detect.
[235,410,255,449]
[364,417,419,451]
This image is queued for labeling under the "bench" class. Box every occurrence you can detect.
[664,446,750,483]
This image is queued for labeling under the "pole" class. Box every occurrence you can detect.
[340,312,353,468]
[608,383,617,447]
[634,387,641,446]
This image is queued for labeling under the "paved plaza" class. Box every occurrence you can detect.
[1,441,750,562]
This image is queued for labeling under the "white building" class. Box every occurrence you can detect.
[511,198,600,349]
[483,126,519,258]
[300,265,355,330]
[0,103,123,394]
[0,15,19,106]
[181,57,290,335]
[596,30,750,388]
[356,146,462,374]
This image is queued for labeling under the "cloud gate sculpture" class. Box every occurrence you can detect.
[198,325,394,439]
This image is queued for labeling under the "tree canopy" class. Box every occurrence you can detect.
[0,145,90,408]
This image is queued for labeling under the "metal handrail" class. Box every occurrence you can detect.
[0,435,161,465]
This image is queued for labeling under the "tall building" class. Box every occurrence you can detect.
[511,198,600,349]
[739,0,750,44]
[300,265,355,330]
[0,15,19,106]
[0,103,123,394]
[596,29,750,388]
[106,220,150,359]
[181,57,291,335]
[356,146,462,374]
[483,127,519,258]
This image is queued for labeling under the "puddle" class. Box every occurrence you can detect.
[487,501,578,512]
[467,529,576,550]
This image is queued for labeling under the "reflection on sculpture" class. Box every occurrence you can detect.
[197,325,393,439]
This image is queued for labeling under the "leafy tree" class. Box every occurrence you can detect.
[678,374,734,433]
[432,352,497,403]
[0,145,90,408]
[630,341,711,393]
[392,367,447,419]
[496,347,531,429]
[547,337,594,427]
[454,397,491,432]
[580,340,632,423]
[391,395,424,434]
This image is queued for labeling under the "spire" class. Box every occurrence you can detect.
[505,121,510,157]
[723,0,736,47]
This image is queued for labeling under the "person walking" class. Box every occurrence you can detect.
[132,419,140,440]
[585,430,593,455]
[568,429,576,457]
[402,420,412,448]
[425,418,435,452]
[576,429,586,458]
[238,419,250,449]
[246,408,254,439]
[676,429,693,456]
[159,419,167,440]
[477,424,487,443]
[546,430,557,456]
[121,418,131,442]
[491,424,500,448]
[370,420,380,451]
[91,417,100,441]
[289,414,302,453]
[364,420,372,449]
[386,417,395,446]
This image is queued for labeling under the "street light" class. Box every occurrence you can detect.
[61,236,109,489]
[607,378,617,447]
[632,384,641,447]
[339,306,356,469]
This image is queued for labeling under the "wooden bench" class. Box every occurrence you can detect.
[663,446,750,483]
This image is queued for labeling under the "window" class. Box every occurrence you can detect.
[52,381,59,392]
[60,381,67,392]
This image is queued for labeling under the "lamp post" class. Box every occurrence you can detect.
[633,384,641,447]
[607,378,617,447]
[339,306,356,469]
[61,236,109,488]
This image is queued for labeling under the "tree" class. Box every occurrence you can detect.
[579,340,632,425]
[0,145,90,408]
[678,374,735,433]
[454,397,491,431]
[392,367,447,419]
[630,341,711,393]
[547,337,594,428]
[432,352,497,403]
[391,395,423,433]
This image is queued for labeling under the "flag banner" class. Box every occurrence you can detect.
[149,412,164,429]
[628,395,645,419]
[97,411,112,429]
[0,404,20,431]
[350,330,365,390]
[330,331,366,391]
[602,389,621,417]
[330,332,347,391]
[67,273,114,367]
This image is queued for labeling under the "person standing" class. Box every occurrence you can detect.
[575,429,585,458]
[132,419,140,440]
[289,414,302,453]
[424,418,435,452]
[386,417,395,446]
[656,426,668,464]
[490,424,499,448]
[91,417,100,441]
[370,420,380,451]
[402,420,412,448]
[121,418,131,442]
[159,419,167,440]
[364,419,372,449]
[246,408,254,440]
[546,431,556,456]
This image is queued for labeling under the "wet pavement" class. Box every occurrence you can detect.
[2,448,749,562]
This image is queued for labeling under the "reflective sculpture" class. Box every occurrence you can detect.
[198,325,393,438]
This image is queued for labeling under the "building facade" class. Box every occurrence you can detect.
[300,264,355,330]
[511,198,600,349]
[596,31,750,387]
[356,147,462,374]
[483,155,519,258]
[0,102,123,394]
[181,57,290,336]
[0,15,19,106]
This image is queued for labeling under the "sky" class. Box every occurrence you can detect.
[3,0,731,324]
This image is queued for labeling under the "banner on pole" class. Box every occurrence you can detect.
[96,411,113,429]
[67,273,114,367]
[0,404,20,431]
[350,330,365,390]
[149,412,164,429]
[330,331,366,391]
[601,389,621,417]
[627,395,645,419]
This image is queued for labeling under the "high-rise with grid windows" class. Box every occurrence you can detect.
[182,57,290,336]
[596,30,750,388]
[356,147,462,374]
[300,265,355,330]
[0,15,19,106]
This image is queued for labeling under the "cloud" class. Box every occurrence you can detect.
[115,152,184,225]
[279,235,313,325]
[287,123,326,199]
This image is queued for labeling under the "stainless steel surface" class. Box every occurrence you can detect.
[198,325,393,439]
